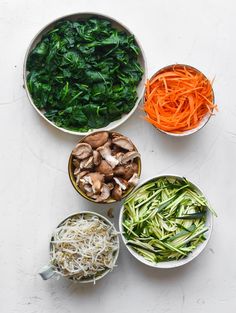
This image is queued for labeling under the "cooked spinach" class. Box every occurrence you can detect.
[26,18,144,131]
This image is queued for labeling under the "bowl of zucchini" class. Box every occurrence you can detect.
[23,12,146,135]
[119,175,216,268]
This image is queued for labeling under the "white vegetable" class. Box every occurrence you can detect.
[50,214,118,281]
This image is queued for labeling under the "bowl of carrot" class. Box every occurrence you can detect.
[144,64,217,136]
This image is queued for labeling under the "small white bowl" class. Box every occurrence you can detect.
[144,64,215,137]
[23,12,147,136]
[119,175,213,269]
[39,211,119,283]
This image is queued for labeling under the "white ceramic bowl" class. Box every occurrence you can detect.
[144,64,215,137]
[39,211,119,283]
[23,12,147,136]
[119,175,213,269]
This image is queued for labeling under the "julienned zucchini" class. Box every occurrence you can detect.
[122,177,216,263]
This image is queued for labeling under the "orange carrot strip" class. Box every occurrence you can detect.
[143,64,217,133]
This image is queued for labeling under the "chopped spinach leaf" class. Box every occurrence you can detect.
[26,18,144,131]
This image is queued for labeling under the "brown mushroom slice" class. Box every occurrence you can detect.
[83,132,109,149]
[93,184,111,202]
[75,171,89,185]
[74,167,81,176]
[81,172,104,194]
[112,136,134,151]
[111,132,121,139]
[113,177,128,190]
[121,151,140,164]
[107,207,114,218]
[128,173,139,186]
[130,162,139,173]
[96,160,113,177]
[78,181,93,194]
[111,184,123,201]
[115,152,125,163]
[93,150,101,166]
[111,144,123,155]
[83,184,93,194]
[72,158,80,168]
[72,143,93,160]
[113,162,139,180]
[79,156,94,169]
[107,182,114,190]
[97,143,119,168]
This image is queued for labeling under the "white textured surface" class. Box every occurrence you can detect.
[0,0,235,312]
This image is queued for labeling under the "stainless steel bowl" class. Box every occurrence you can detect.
[39,211,120,283]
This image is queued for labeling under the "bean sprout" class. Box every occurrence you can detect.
[50,214,118,281]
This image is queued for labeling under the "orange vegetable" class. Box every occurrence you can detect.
[144,64,217,133]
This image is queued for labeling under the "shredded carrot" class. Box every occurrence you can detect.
[144,65,217,133]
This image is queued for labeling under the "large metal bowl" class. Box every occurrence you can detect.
[23,12,147,135]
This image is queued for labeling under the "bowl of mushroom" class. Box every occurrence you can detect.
[68,131,141,203]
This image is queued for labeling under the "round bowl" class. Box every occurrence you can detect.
[144,64,215,137]
[68,131,142,203]
[119,175,213,269]
[40,211,119,283]
[23,12,147,135]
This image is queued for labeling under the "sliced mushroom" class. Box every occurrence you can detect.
[115,152,125,163]
[113,162,138,180]
[111,144,123,155]
[107,207,114,218]
[111,132,121,139]
[112,136,134,151]
[96,160,113,177]
[79,156,94,169]
[92,173,104,193]
[78,181,93,194]
[72,158,80,168]
[107,182,115,190]
[75,171,89,185]
[93,150,101,166]
[111,184,123,201]
[113,177,128,190]
[81,172,104,194]
[121,151,140,164]
[74,167,81,176]
[128,173,139,186]
[93,184,111,202]
[129,162,138,173]
[83,184,93,194]
[83,132,109,149]
[97,143,119,168]
[72,143,93,160]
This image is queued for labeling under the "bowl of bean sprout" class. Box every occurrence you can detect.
[39,211,119,283]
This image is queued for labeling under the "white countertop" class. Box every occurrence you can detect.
[1,0,236,312]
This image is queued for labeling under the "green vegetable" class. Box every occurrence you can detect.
[122,177,216,263]
[26,18,144,132]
